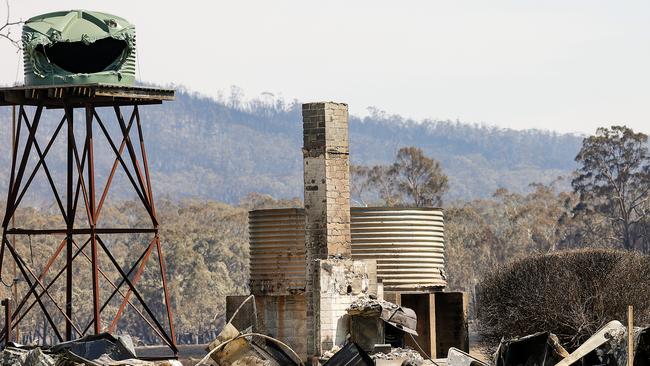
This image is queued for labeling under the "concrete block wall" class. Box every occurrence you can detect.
[226,294,309,358]
[317,259,376,351]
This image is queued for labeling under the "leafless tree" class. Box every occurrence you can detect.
[390,146,449,207]
[0,0,22,50]
[350,146,449,207]
[572,126,650,250]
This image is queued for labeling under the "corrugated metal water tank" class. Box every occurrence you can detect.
[248,207,446,295]
[350,207,446,291]
[249,208,306,295]
[22,10,136,86]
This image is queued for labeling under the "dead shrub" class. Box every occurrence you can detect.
[476,249,650,350]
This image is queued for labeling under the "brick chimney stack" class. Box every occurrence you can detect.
[302,102,351,258]
[302,102,352,355]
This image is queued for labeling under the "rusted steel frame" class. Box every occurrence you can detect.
[95,235,176,351]
[2,298,11,345]
[134,106,156,216]
[114,106,150,203]
[15,108,67,221]
[72,239,170,346]
[3,237,83,337]
[64,105,74,340]
[108,236,156,333]
[136,104,173,346]
[0,239,4,283]
[37,237,67,282]
[155,235,176,348]
[93,108,140,220]
[81,237,154,335]
[69,124,94,228]
[94,109,152,220]
[114,106,157,226]
[13,115,67,220]
[6,237,67,324]
[1,235,64,341]
[4,105,43,223]
[4,105,22,212]
[7,228,157,235]
[85,105,101,335]
[2,105,43,228]
[2,236,82,336]
[0,238,92,343]
[71,132,89,220]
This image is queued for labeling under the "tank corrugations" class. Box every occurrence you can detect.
[350,207,446,292]
[249,208,306,295]
[22,10,137,86]
[248,207,445,295]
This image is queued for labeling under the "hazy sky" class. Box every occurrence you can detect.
[1,1,648,134]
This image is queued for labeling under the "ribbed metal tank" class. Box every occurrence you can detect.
[249,208,306,295]
[248,207,445,294]
[350,207,446,292]
[22,10,136,86]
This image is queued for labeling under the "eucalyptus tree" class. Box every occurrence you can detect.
[572,126,650,250]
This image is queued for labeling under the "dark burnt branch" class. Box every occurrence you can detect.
[0,0,23,50]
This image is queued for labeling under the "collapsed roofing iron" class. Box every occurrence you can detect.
[492,321,650,366]
[446,347,488,366]
[322,343,374,366]
[0,333,180,366]
[494,332,568,366]
[347,298,418,336]
[22,10,136,85]
[555,321,625,366]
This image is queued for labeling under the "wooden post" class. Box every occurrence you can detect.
[628,305,634,366]
[2,298,11,346]
[430,293,437,359]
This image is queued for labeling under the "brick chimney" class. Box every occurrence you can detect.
[302,102,352,355]
[302,102,351,258]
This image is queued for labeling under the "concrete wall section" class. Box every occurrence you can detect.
[317,258,376,352]
[226,294,309,359]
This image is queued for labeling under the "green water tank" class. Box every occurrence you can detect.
[22,10,136,86]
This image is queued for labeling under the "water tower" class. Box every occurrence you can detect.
[0,10,177,356]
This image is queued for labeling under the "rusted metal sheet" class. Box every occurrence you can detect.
[447,347,488,366]
[249,208,306,295]
[323,342,374,366]
[554,321,624,366]
[0,84,174,108]
[350,207,446,291]
[495,332,568,366]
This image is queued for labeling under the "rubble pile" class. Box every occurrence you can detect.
[371,348,424,362]
[0,334,181,366]
[348,298,399,317]
[492,320,650,366]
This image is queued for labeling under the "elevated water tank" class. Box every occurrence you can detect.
[350,207,446,292]
[22,10,136,86]
[249,208,306,295]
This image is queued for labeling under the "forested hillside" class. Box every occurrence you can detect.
[1,87,648,345]
[0,88,583,203]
